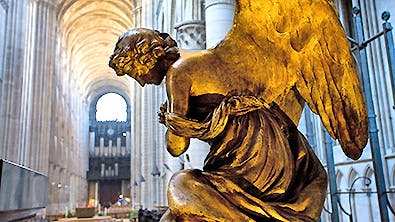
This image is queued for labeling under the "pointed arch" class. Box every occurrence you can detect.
[88,86,131,125]
[56,0,134,102]
[336,169,344,191]
[96,93,127,122]
[363,165,374,179]
[362,165,374,188]
[348,168,359,189]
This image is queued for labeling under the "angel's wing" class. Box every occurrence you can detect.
[211,0,368,159]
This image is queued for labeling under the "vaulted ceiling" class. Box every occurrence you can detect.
[56,0,135,104]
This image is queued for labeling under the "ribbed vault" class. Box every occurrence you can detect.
[57,0,135,104]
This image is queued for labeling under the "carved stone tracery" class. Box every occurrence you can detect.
[175,20,206,50]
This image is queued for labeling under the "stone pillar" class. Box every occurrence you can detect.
[133,1,142,28]
[0,2,7,138]
[204,0,235,48]
[116,137,121,156]
[100,137,104,156]
[141,0,153,28]
[0,0,29,163]
[89,132,95,155]
[126,131,130,154]
[26,0,56,174]
[109,140,113,157]
[48,165,60,214]
[157,86,167,207]
[0,0,56,173]
[142,86,155,208]
[47,163,54,213]
[175,0,206,49]
[69,175,75,210]
[132,81,142,208]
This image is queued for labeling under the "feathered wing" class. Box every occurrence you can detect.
[211,0,368,159]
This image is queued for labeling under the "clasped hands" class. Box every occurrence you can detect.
[158,101,167,124]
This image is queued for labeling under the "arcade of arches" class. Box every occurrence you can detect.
[0,0,395,221]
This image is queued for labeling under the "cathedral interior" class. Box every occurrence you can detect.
[0,0,395,221]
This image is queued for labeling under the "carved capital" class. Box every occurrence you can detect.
[28,0,57,8]
[175,20,206,50]
[205,0,235,9]
[133,6,142,14]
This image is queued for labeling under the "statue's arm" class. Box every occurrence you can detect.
[165,69,192,157]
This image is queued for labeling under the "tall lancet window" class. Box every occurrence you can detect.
[96,93,127,122]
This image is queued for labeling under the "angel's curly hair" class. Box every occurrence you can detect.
[114,28,180,78]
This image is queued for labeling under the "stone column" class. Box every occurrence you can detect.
[132,81,142,208]
[47,163,55,213]
[126,131,130,154]
[156,86,166,207]
[89,132,95,155]
[204,0,235,48]
[141,0,153,28]
[0,1,7,124]
[117,137,121,156]
[362,187,374,222]
[109,140,113,157]
[48,165,60,214]
[175,0,206,49]
[130,0,142,209]
[133,1,142,28]
[100,137,104,156]
[24,0,56,174]
[0,0,29,163]
[141,85,155,208]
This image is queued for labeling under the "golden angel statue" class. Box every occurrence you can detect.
[109,0,368,221]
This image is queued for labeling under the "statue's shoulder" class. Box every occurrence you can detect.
[173,50,215,71]
[166,58,193,86]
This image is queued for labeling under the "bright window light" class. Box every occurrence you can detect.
[96,93,127,121]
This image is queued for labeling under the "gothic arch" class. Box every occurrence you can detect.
[88,86,131,124]
[363,165,374,178]
[56,0,134,102]
[348,168,359,189]
[336,170,344,191]
[363,165,374,187]
[86,79,130,104]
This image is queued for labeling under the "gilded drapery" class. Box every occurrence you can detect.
[165,96,327,221]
